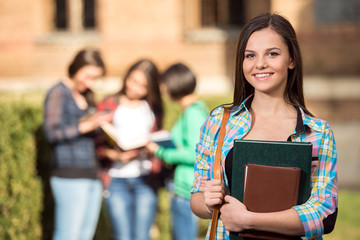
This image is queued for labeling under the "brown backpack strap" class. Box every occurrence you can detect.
[209,107,231,240]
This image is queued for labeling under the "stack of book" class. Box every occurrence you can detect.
[230,139,312,240]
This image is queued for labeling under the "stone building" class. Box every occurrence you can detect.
[0,0,359,188]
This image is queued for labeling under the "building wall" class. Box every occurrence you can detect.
[0,0,359,188]
[0,0,359,78]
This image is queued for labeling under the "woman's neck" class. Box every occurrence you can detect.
[63,77,76,92]
[250,93,296,118]
[63,77,88,110]
[179,94,198,110]
[119,94,143,107]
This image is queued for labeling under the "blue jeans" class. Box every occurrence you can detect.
[171,194,198,240]
[50,177,102,240]
[105,176,158,240]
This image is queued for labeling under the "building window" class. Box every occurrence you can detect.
[201,0,245,28]
[54,0,96,31]
[228,0,245,27]
[84,0,96,29]
[315,0,360,25]
[55,0,67,30]
[201,0,218,27]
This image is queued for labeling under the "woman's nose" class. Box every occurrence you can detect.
[255,56,268,70]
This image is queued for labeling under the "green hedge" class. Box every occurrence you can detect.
[0,102,43,239]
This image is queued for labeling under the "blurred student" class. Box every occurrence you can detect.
[43,49,113,240]
[96,59,164,240]
[146,63,209,240]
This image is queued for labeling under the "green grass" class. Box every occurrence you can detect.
[323,190,360,240]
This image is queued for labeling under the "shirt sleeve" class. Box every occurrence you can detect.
[293,123,338,239]
[156,106,207,166]
[191,109,222,193]
[43,86,80,143]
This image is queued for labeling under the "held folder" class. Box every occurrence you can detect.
[230,139,313,240]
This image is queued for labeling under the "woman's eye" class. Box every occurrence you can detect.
[268,52,279,57]
[245,53,255,59]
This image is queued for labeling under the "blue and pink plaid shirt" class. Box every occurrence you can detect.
[191,97,338,240]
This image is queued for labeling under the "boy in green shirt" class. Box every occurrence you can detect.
[146,63,209,240]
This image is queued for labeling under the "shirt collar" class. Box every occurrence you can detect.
[234,95,254,114]
[236,95,322,134]
[298,107,324,132]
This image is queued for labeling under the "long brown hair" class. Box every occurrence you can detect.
[231,12,313,116]
[117,59,164,128]
[68,48,106,107]
[68,49,106,78]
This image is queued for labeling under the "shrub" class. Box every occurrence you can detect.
[0,102,43,239]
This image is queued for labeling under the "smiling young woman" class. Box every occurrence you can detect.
[190,13,338,240]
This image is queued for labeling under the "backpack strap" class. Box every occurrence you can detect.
[209,107,231,240]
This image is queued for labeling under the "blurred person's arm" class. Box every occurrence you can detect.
[43,86,81,142]
[103,147,140,163]
[43,86,112,143]
[155,105,207,165]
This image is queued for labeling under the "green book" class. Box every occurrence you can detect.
[230,139,313,240]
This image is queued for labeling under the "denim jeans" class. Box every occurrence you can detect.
[171,194,198,240]
[105,176,157,240]
[50,177,102,240]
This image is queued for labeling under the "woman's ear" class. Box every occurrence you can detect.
[288,58,295,70]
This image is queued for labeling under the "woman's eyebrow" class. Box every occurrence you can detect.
[266,47,281,51]
[245,47,281,52]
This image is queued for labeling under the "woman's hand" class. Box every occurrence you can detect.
[203,177,227,214]
[78,111,113,134]
[220,195,250,232]
[119,149,139,163]
[145,141,159,154]
[104,148,139,163]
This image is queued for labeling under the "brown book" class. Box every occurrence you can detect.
[240,164,301,240]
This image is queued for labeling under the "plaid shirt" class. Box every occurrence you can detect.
[191,98,338,240]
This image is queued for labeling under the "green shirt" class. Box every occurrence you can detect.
[155,100,209,199]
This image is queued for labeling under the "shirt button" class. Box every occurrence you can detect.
[326,193,331,198]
